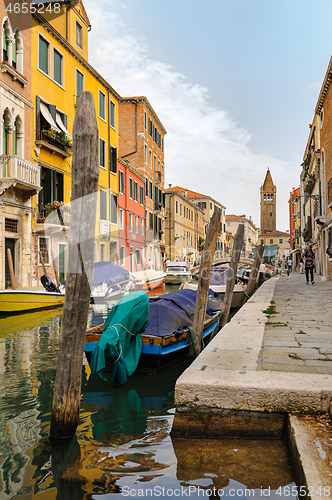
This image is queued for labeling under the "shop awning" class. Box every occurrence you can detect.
[40,102,61,132]
[56,112,72,138]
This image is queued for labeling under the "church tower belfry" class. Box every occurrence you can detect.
[260,168,276,234]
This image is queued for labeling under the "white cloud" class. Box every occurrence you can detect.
[85,0,298,231]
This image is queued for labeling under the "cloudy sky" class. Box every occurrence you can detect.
[84,0,332,231]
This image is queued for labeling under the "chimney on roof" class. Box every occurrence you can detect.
[184,188,188,197]
[169,184,172,192]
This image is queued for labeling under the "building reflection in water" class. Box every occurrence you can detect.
[0,307,297,499]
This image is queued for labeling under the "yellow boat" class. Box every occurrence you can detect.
[0,290,65,314]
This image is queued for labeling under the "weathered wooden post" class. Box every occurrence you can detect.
[50,92,99,439]
[219,224,244,329]
[242,243,264,303]
[6,248,16,290]
[189,210,221,359]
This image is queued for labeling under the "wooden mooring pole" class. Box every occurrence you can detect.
[242,243,264,304]
[189,210,221,359]
[6,248,16,290]
[50,92,99,439]
[219,224,244,329]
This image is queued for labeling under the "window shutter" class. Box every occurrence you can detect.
[49,105,57,124]
[36,96,41,131]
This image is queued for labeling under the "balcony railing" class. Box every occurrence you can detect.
[154,171,162,184]
[0,155,41,193]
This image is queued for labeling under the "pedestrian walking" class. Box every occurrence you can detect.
[303,245,315,284]
[299,255,304,274]
[287,257,292,275]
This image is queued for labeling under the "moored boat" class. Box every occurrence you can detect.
[132,269,166,291]
[164,261,192,285]
[0,289,65,314]
[185,266,246,309]
[85,288,222,378]
[91,261,135,304]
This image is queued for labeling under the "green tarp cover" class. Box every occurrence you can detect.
[90,291,149,387]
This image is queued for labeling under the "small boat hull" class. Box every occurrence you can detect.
[183,282,246,309]
[134,277,165,291]
[164,273,192,285]
[0,290,65,314]
[85,313,220,374]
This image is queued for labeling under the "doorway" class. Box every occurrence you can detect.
[5,239,15,289]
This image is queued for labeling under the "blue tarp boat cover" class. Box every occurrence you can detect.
[90,291,149,386]
[93,261,130,287]
[144,288,222,338]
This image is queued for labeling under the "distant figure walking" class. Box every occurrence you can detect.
[303,245,315,284]
[287,258,292,275]
[146,259,154,270]
[299,255,304,274]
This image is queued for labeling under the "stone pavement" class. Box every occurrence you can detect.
[261,271,332,374]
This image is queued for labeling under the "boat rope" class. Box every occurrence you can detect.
[103,323,135,367]
[189,327,198,358]
[239,280,250,299]
[108,324,136,337]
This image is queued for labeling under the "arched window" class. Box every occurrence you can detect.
[264,194,266,201]
[2,109,11,155]
[267,194,270,200]
[2,19,12,64]
[14,115,23,157]
[13,29,23,73]
[271,194,273,201]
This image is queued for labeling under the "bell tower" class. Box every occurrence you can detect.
[260,168,276,234]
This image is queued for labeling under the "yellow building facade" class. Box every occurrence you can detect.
[31,1,120,284]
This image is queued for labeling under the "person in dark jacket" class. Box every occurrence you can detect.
[303,245,315,284]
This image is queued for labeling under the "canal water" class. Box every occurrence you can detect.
[0,290,298,499]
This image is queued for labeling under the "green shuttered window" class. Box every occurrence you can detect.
[39,36,49,74]
[53,49,62,85]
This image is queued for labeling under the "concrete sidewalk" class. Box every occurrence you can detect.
[172,273,332,493]
[261,271,332,374]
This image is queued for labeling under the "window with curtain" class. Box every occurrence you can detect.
[39,36,49,74]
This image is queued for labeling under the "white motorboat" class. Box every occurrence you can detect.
[165,261,192,285]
